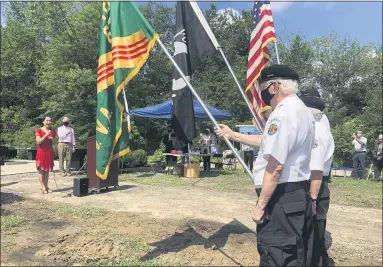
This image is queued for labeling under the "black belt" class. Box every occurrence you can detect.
[256,181,309,197]
[323,175,330,182]
[355,151,366,153]
[59,142,71,144]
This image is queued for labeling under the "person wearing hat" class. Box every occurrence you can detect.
[215,64,314,266]
[300,88,334,267]
[57,116,76,176]
[200,128,212,171]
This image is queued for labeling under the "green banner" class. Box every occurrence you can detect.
[96,1,158,179]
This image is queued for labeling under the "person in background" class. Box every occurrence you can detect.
[200,128,212,171]
[35,115,56,194]
[57,116,76,176]
[260,105,272,122]
[163,126,176,164]
[241,133,254,173]
[351,130,367,179]
[211,132,219,155]
[372,134,383,181]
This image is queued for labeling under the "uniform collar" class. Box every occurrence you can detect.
[275,94,297,110]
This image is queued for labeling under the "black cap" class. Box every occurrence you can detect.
[300,88,321,98]
[299,88,326,111]
[260,64,299,83]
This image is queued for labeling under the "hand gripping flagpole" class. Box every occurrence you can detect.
[156,38,254,180]
[187,0,264,133]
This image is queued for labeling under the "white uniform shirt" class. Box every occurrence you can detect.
[310,119,335,176]
[253,94,315,188]
[352,137,367,152]
[242,144,254,151]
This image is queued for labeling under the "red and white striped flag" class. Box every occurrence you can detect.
[246,1,276,130]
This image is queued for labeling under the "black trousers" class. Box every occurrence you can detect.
[352,152,366,178]
[373,158,383,180]
[256,181,311,267]
[202,148,210,171]
[308,178,330,267]
[244,151,254,171]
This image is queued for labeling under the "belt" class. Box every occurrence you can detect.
[323,175,330,182]
[255,180,309,197]
[59,142,71,144]
[355,151,366,153]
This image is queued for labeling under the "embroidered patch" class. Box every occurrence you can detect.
[313,139,318,149]
[268,123,278,135]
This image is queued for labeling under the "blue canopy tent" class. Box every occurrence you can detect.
[130,99,232,121]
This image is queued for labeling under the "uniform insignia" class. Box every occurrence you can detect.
[268,123,278,135]
[313,139,318,149]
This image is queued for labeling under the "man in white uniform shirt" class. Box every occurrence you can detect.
[216,65,315,266]
[352,130,367,179]
[300,88,335,267]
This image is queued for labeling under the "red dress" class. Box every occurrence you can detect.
[35,128,56,171]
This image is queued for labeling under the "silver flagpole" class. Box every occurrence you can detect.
[156,38,253,180]
[217,48,264,133]
[188,0,264,133]
[122,87,131,131]
[274,41,280,64]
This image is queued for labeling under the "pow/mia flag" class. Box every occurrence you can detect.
[171,1,216,150]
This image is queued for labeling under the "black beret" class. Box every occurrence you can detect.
[260,64,299,83]
[299,88,326,111]
[300,88,321,98]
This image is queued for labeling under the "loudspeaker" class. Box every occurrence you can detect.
[73,177,89,197]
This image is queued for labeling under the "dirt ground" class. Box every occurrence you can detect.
[1,172,382,266]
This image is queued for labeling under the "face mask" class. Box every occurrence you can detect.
[357,133,362,138]
[63,122,69,126]
[261,88,275,106]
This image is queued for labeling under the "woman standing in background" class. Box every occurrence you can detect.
[35,115,56,194]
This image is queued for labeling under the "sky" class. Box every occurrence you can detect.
[1,1,382,45]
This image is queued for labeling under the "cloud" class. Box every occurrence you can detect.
[270,2,293,13]
[217,8,242,24]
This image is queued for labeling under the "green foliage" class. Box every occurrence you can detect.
[122,149,148,168]
[1,2,382,167]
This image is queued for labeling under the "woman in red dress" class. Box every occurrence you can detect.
[35,115,56,194]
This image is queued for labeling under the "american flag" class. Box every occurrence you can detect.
[245,1,276,129]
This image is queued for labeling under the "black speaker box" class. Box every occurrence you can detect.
[73,177,89,197]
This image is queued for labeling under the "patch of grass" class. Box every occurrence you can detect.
[120,173,189,186]
[56,205,108,219]
[89,258,169,266]
[329,177,382,209]
[111,232,151,253]
[1,215,25,234]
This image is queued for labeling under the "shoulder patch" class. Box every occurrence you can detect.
[268,123,278,135]
[313,139,318,149]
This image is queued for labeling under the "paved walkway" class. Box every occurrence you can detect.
[1,160,60,176]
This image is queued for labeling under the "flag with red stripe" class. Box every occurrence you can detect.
[96,1,158,179]
[246,1,276,130]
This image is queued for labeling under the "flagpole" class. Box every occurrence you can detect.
[217,48,264,133]
[274,41,280,64]
[156,38,254,180]
[122,87,131,131]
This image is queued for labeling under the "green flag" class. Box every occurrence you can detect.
[96,1,158,179]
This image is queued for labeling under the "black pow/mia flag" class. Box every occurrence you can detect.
[171,1,216,150]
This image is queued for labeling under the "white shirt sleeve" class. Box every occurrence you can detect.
[310,136,326,172]
[262,116,290,165]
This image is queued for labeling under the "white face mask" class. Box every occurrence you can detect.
[357,133,362,138]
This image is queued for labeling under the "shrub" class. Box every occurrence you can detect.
[16,150,28,160]
[122,149,147,168]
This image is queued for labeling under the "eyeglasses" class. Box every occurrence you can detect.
[261,81,280,91]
